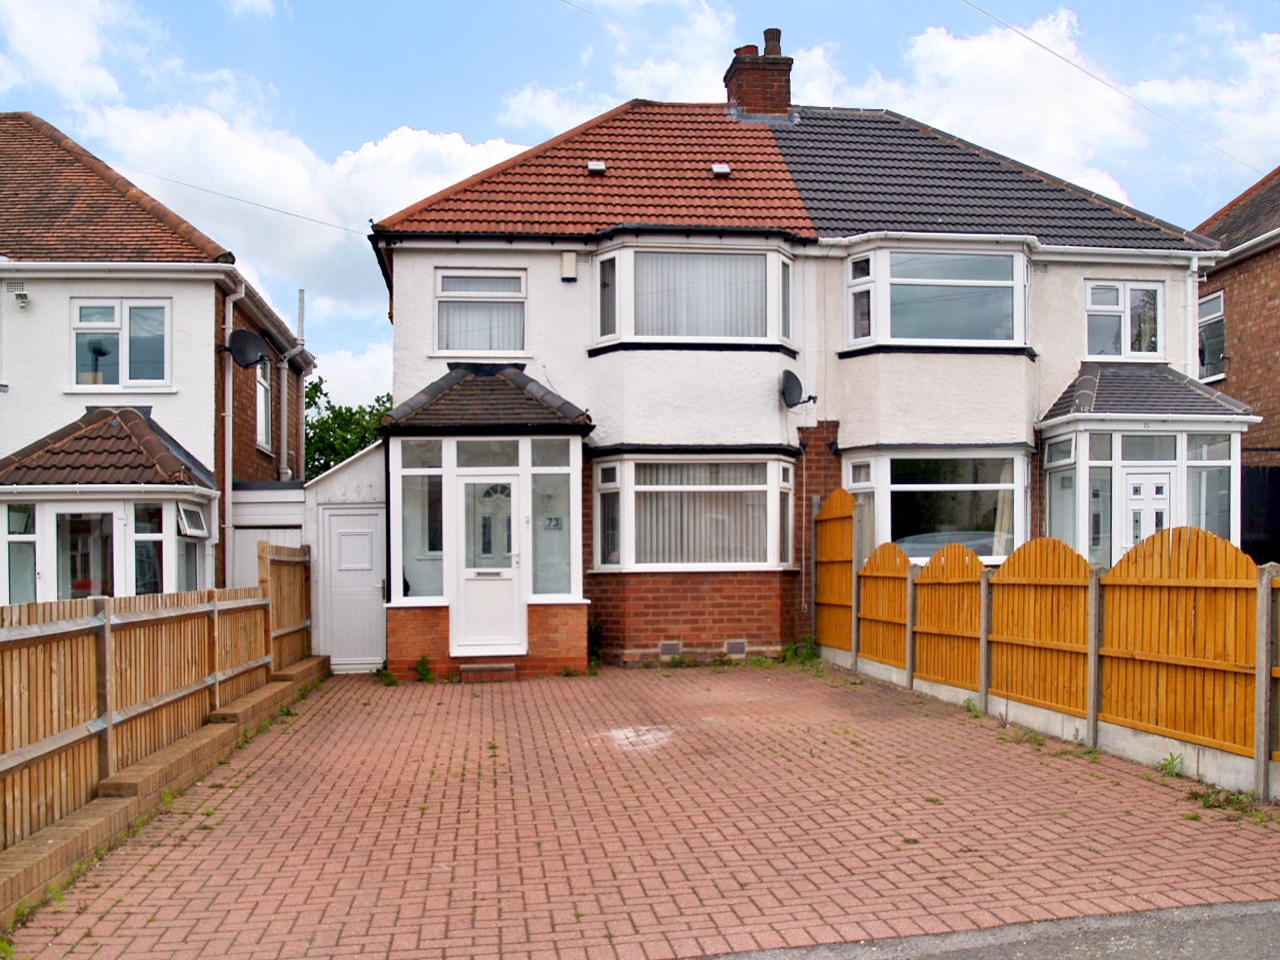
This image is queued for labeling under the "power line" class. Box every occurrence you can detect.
[959,0,1265,177]
[112,162,365,234]
[551,0,659,43]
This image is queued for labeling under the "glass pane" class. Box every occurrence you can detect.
[599,491,620,565]
[1047,470,1076,546]
[179,540,202,592]
[1120,435,1176,461]
[634,252,766,338]
[78,304,116,324]
[599,465,618,486]
[402,475,443,596]
[76,332,119,385]
[1189,466,1231,538]
[889,285,1013,340]
[1090,286,1120,307]
[890,458,1012,485]
[57,513,114,599]
[465,482,512,568]
[779,489,792,564]
[1189,434,1230,461]
[8,542,34,605]
[1089,433,1113,461]
[1045,439,1072,464]
[849,463,870,484]
[1129,288,1159,353]
[1199,318,1225,378]
[128,306,166,380]
[1199,293,1223,320]
[532,438,570,467]
[441,275,521,293]
[402,439,442,468]
[599,258,617,337]
[532,474,571,594]
[457,440,518,468]
[781,261,791,339]
[635,490,767,563]
[850,257,871,280]
[134,541,162,595]
[1089,468,1112,566]
[890,489,1015,558]
[852,289,871,339]
[134,503,163,535]
[438,301,525,351]
[889,252,1013,281]
[1087,313,1122,355]
[635,462,767,486]
[7,504,33,536]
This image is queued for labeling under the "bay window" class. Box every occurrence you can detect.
[1086,281,1161,358]
[436,272,525,353]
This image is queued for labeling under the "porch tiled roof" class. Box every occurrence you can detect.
[1196,163,1280,249]
[0,112,232,263]
[1041,362,1254,422]
[0,407,216,487]
[382,364,594,435]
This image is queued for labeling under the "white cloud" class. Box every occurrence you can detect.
[499,81,618,131]
[224,0,274,15]
[0,0,131,103]
[611,1,734,101]
[311,341,392,408]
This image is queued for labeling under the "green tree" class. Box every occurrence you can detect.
[304,377,392,480]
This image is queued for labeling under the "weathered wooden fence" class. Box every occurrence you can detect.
[260,543,312,671]
[0,542,312,853]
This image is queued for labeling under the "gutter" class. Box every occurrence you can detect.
[815,231,1219,263]
[1205,224,1280,271]
[1035,411,1261,430]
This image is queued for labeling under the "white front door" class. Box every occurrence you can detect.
[452,478,525,656]
[1122,471,1171,553]
[321,508,386,673]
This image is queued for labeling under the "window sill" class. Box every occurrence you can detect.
[1082,355,1164,363]
[588,341,798,359]
[528,596,590,605]
[588,563,789,574]
[1200,373,1226,384]
[256,444,275,457]
[838,344,1036,360]
[431,351,530,360]
[386,598,447,608]
[66,385,177,394]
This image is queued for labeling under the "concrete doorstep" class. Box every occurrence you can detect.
[0,655,330,931]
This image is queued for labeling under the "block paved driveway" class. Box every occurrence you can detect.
[13,666,1280,960]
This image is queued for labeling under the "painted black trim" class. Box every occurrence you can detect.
[231,480,305,491]
[588,342,798,359]
[838,442,1036,454]
[587,443,802,459]
[837,344,1038,360]
[382,423,595,438]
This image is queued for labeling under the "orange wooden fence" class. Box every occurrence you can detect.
[913,544,984,691]
[857,543,911,669]
[989,538,1092,718]
[261,543,312,671]
[814,490,855,652]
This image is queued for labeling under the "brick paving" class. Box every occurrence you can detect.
[11,666,1280,960]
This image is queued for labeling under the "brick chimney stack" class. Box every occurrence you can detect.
[724,28,792,115]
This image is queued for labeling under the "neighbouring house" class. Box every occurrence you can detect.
[0,112,314,602]
[1195,167,1280,562]
[349,29,1254,678]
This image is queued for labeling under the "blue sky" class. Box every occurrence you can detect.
[1,0,1278,405]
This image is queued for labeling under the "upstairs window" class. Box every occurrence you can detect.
[437,272,525,353]
[1198,291,1225,380]
[72,299,169,387]
[634,252,765,338]
[255,361,272,450]
[1086,281,1161,358]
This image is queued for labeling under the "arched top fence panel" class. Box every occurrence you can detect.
[992,537,1090,586]
[1102,527,1257,586]
[816,487,855,523]
[860,541,910,579]
[917,542,985,585]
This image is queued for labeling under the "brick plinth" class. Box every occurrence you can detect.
[386,603,587,681]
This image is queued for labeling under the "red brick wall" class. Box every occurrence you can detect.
[723,55,792,114]
[1029,446,1047,540]
[386,604,587,681]
[1202,248,1280,467]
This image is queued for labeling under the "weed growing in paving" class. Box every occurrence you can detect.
[961,697,982,719]
[374,665,399,686]
[414,656,433,683]
[779,635,820,665]
[1157,752,1184,777]
[1185,786,1277,823]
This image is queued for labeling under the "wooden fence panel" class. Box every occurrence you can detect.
[815,490,855,652]
[217,588,269,704]
[1101,527,1257,756]
[914,544,984,691]
[858,543,910,668]
[261,544,311,670]
[990,538,1091,717]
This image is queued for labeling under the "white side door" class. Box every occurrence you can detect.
[321,507,386,673]
[451,477,526,656]
[1121,471,1171,555]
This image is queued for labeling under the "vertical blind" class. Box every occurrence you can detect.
[438,302,525,351]
[634,462,768,563]
[634,252,766,337]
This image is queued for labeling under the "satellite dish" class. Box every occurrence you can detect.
[227,329,270,368]
[781,370,805,408]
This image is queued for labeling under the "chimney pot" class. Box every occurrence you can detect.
[763,28,781,56]
[724,29,792,115]
[734,44,759,58]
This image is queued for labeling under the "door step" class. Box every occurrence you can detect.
[459,663,517,683]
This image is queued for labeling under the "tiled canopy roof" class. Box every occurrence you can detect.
[0,407,217,487]
[374,101,1210,252]
[1196,164,1280,249]
[0,112,232,263]
[382,364,594,435]
[1042,362,1254,423]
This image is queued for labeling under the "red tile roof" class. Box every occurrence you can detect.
[0,112,232,263]
[0,407,216,487]
[375,101,815,239]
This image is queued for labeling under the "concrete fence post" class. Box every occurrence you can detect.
[905,565,919,690]
[1254,563,1279,800]
[207,587,221,712]
[1086,568,1103,749]
[95,596,115,782]
[851,500,863,669]
[978,569,992,713]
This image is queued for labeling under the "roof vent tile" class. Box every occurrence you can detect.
[586,160,607,174]
[711,162,732,177]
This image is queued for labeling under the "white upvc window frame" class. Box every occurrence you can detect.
[70,298,173,390]
[592,246,794,346]
[1198,290,1226,382]
[255,360,272,452]
[1084,280,1163,360]
[433,268,528,357]
[591,456,795,572]
[845,249,1026,348]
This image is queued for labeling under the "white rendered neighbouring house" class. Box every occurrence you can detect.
[0,112,314,603]
[363,30,1252,678]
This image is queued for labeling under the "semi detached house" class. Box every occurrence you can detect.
[366,30,1254,679]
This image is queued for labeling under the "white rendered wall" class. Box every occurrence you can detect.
[0,276,218,468]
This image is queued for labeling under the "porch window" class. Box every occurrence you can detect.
[133,504,164,596]
[401,439,444,598]
[531,438,572,595]
[1086,282,1161,358]
[437,272,525,353]
[1199,292,1225,380]
[5,505,35,605]
[57,513,114,600]
[1188,433,1231,538]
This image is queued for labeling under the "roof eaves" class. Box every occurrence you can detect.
[1196,163,1280,240]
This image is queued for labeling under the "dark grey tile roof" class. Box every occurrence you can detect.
[774,109,1214,250]
[1042,362,1254,422]
[1196,164,1280,249]
[382,364,594,435]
